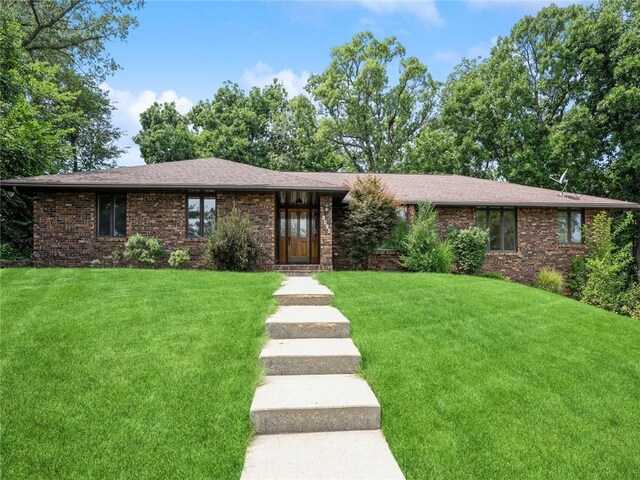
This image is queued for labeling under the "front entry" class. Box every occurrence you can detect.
[278,206,320,264]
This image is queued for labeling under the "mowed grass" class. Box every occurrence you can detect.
[317,272,640,480]
[0,268,281,479]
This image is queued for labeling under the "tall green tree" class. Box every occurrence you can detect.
[0,14,80,256]
[10,0,142,79]
[267,94,345,172]
[133,102,197,164]
[434,0,639,203]
[4,0,143,173]
[188,81,288,168]
[59,71,124,172]
[0,15,79,180]
[307,31,439,173]
[136,80,344,171]
[1,1,142,256]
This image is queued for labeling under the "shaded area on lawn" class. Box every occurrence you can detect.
[1,268,281,479]
[318,272,640,480]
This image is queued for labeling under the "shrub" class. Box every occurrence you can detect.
[0,242,23,261]
[568,256,588,299]
[168,248,190,269]
[110,248,124,267]
[379,220,409,253]
[205,208,262,271]
[343,176,398,268]
[400,202,453,273]
[448,226,489,274]
[535,267,565,294]
[90,259,103,268]
[618,283,640,320]
[479,271,510,281]
[580,212,635,314]
[123,234,167,267]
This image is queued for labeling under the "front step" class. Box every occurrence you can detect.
[260,338,360,375]
[266,306,350,339]
[241,430,405,480]
[273,277,333,306]
[250,374,380,434]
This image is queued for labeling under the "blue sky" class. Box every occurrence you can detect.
[104,0,583,166]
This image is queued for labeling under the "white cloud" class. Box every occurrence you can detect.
[241,61,311,97]
[357,0,443,26]
[433,37,498,65]
[101,83,193,166]
[434,50,462,63]
[468,36,498,59]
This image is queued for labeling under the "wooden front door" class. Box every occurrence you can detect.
[288,209,310,263]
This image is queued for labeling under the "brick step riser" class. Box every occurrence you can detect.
[265,322,350,339]
[251,406,381,435]
[261,355,361,376]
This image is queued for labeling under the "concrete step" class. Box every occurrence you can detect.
[250,374,380,434]
[241,430,405,480]
[265,306,350,339]
[274,276,333,306]
[260,338,360,375]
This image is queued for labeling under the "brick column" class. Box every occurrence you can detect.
[320,195,333,270]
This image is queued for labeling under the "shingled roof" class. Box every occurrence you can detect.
[290,172,640,209]
[2,157,638,209]
[0,158,348,193]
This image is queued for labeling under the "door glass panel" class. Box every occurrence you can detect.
[300,212,307,238]
[290,212,298,237]
[570,211,582,243]
[502,210,516,251]
[113,196,126,237]
[98,196,111,236]
[187,197,200,237]
[489,210,502,250]
[203,197,216,236]
[280,210,286,237]
[312,211,318,236]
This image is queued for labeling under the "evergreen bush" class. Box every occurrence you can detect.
[205,208,262,271]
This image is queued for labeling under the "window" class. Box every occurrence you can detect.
[476,208,517,252]
[187,195,216,237]
[558,209,583,244]
[97,194,126,237]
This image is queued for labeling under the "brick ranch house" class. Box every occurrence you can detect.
[2,157,638,283]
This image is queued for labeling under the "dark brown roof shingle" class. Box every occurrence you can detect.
[2,157,637,209]
[0,158,348,192]
[290,172,640,209]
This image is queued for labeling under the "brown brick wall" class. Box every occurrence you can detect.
[367,250,400,271]
[333,203,598,284]
[481,207,596,284]
[319,195,333,269]
[33,191,276,269]
[32,190,601,281]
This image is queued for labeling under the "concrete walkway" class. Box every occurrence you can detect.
[241,276,404,480]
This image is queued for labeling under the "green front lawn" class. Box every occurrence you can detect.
[318,272,640,480]
[1,268,281,479]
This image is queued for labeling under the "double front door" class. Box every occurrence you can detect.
[279,208,319,264]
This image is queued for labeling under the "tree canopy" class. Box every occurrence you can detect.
[135,1,637,205]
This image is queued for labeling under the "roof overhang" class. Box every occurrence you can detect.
[0,182,350,194]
